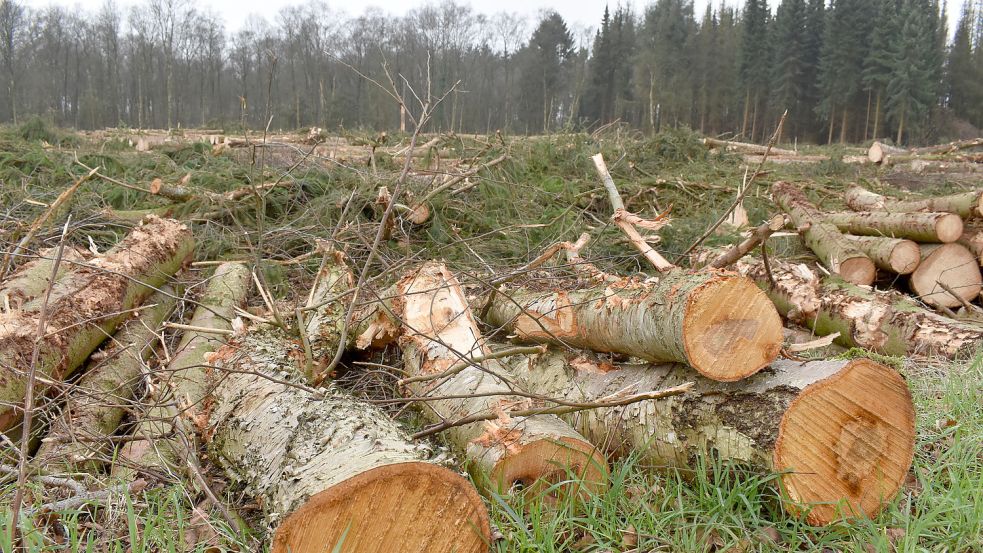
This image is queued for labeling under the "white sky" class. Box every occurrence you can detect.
[22,0,967,40]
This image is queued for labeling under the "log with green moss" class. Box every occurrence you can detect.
[737,256,983,358]
[0,246,88,311]
[771,181,875,285]
[0,217,193,435]
[824,210,964,243]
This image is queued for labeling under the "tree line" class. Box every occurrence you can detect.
[0,0,980,144]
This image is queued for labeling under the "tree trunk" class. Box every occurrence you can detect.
[116,262,250,476]
[395,263,608,494]
[34,288,179,474]
[482,269,783,382]
[956,225,983,266]
[842,235,921,274]
[771,182,875,285]
[0,246,87,312]
[709,214,787,269]
[872,90,882,140]
[909,243,982,308]
[207,328,491,553]
[844,185,983,220]
[823,211,964,243]
[839,107,848,143]
[736,256,983,357]
[702,137,797,156]
[507,350,914,527]
[0,217,193,435]
[148,177,198,203]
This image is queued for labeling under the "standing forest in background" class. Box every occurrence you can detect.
[0,0,981,145]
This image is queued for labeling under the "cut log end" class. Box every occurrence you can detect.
[935,213,966,243]
[887,240,922,275]
[838,256,877,286]
[272,462,490,553]
[911,244,983,307]
[775,358,915,525]
[684,276,785,381]
[491,436,607,497]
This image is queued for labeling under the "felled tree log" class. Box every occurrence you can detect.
[844,184,983,219]
[207,329,491,553]
[703,137,797,156]
[842,235,921,274]
[483,269,783,382]
[116,262,250,475]
[709,214,787,269]
[823,211,963,243]
[395,263,608,494]
[870,138,983,164]
[507,350,915,526]
[909,244,982,308]
[149,175,196,203]
[771,182,875,285]
[0,246,87,311]
[0,217,193,434]
[737,257,983,357]
[902,159,983,174]
[34,288,179,474]
[866,141,908,164]
[957,225,983,265]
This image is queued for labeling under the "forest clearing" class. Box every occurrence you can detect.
[0,116,979,552]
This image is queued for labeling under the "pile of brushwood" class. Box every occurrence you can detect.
[0,123,978,552]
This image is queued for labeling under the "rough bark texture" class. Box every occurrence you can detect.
[34,288,179,474]
[844,184,983,220]
[0,217,193,434]
[842,235,921,274]
[909,243,982,308]
[703,137,797,156]
[207,328,491,553]
[396,263,608,494]
[483,270,783,382]
[300,251,356,382]
[0,246,88,312]
[957,225,983,265]
[507,350,915,526]
[771,182,875,285]
[824,211,964,243]
[116,262,250,476]
[737,257,983,357]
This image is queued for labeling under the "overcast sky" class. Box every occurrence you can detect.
[21,0,968,40]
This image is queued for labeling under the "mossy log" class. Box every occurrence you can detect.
[909,243,982,308]
[841,235,921,274]
[844,184,983,220]
[507,350,915,526]
[0,217,193,435]
[771,182,875,285]
[0,246,88,311]
[116,262,250,476]
[395,262,608,494]
[824,211,964,243]
[34,288,179,474]
[482,270,783,382]
[206,328,491,553]
[737,257,983,357]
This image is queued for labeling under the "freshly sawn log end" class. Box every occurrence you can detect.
[773,358,914,525]
[910,243,983,307]
[271,462,489,553]
[835,254,878,287]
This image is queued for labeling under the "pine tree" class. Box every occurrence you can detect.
[862,0,900,140]
[945,0,982,127]
[739,0,770,140]
[816,0,875,143]
[885,0,938,143]
[770,0,809,140]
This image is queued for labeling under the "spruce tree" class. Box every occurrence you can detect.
[862,0,900,140]
[885,0,938,143]
[770,0,809,140]
[945,0,982,127]
[739,0,770,140]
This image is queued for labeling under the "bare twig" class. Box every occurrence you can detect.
[398,345,547,386]
[709,214,787,269]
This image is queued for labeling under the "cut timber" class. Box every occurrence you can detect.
[703,137,797,156]
[824,211,964,244]
[0,246,87,311]
[870,138,983,164]
[34,288,178,474]
[149,175,195,203]
[737,257,983,357]
[742,154,827,165]
[842,235,921,274]
[395,263,608,494]
[483,270,783,382]
[771,182,875,285]
[867,141,908,164]
[508,350,915,526]
[909,244,982,308]
[207,330,490,553]
[0,217,193,435]
[957,226,983,265]
[903,159,983,174]
[116,262,250,476]
[844,184,983,220]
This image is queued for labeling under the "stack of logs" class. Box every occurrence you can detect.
[0,214,919,552]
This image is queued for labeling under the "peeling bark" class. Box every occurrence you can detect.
[0,217,193,435]
[507,350,915,526]
[483,270,783,382]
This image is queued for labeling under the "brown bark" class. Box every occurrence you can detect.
[508,350,914,526]
[771,182,875,285]
[0,247,87,312]
[909,244,982,308]
[482,269,783,382]
[0,217,193,435]
[737,256,983,357]
[709,215,786,269]
[395,262,608,495]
